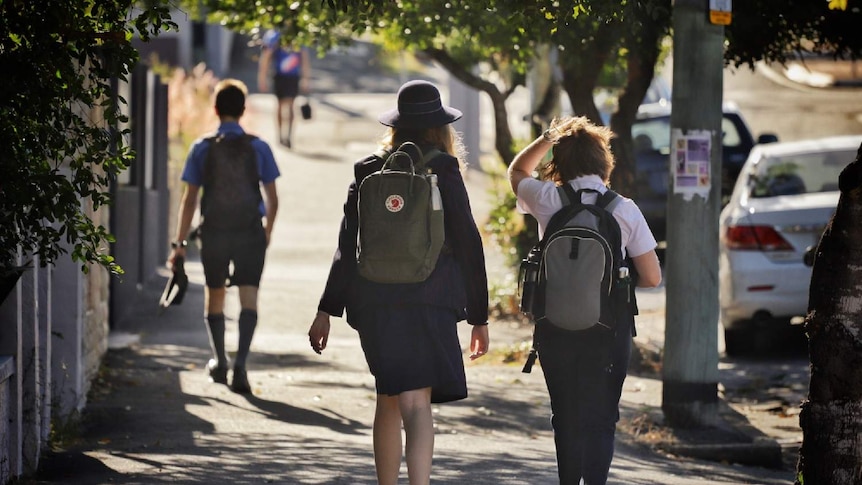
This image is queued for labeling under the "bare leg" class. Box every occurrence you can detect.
[237,285,259,311]
[399,388,433,485]
[284,97,296,147]
[276,98,285,143]
[205,286,226,316]
[374,394,403,485]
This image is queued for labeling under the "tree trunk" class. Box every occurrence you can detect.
[608,0,663,199]
[609,48,658,198]
[796,144,862,484]
[423,47,517,167]
[558,22,619,126]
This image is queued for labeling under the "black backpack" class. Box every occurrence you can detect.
[200,134,263,231]
[519,184,635,372]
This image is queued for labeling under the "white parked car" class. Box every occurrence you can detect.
[719,134,862,355]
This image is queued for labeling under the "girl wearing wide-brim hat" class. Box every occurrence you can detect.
[309,80,490,484]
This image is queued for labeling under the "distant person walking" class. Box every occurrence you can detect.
[257,29,310,149]
[508,116,662,485]
[168,79,280,394]
[308,80,490,485]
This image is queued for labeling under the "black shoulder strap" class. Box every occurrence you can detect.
[596,188,621,212]
[202,135,222,185]
[417,148,442,171]
[559,184,621,213]
[559,184,610,207]
[373,148,390,161]
[378,143,443,173]
[556,185,573,206]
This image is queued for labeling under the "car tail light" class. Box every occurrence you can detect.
[724,225,794,251]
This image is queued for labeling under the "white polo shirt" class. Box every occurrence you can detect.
[515,174,657,259]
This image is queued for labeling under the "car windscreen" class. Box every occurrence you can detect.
[632,116,746,155]
[632,117,671,155]
[749,149,855,198]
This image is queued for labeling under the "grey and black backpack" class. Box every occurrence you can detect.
[356,142,444,284]
[519,184,635,371]
[200,134,263,231]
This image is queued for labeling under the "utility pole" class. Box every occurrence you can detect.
[662,0,727,427]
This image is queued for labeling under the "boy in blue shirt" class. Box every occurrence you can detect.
[168,79,280,393]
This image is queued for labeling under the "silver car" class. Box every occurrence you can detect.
[719,135,862,355]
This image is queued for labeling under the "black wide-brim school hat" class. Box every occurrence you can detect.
[378,80,463,130]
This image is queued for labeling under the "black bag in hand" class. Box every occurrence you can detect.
[300,97,312,120]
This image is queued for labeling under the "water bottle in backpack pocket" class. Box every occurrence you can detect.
[517,246,541,314]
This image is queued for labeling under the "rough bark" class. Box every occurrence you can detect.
[609,47,659,198]
[423,47,517,167]
[558,22,619,127]
[796,143,862,484]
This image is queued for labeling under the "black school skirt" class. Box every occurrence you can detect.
[352,304,467,404]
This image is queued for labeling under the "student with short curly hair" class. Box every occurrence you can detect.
[508,115,662,485]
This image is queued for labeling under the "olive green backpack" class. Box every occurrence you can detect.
[356,142,444,284]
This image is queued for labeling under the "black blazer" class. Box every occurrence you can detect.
[317,148,489,326]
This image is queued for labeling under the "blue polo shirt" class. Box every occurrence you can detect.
[182,122,280,186]
[181,122,280,214]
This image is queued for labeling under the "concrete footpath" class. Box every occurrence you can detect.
[25,93,797,484]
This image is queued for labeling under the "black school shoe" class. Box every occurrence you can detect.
[206,359,229,384]
[231,366,251,394]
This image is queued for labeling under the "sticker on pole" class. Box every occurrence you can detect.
[671,129,712,201]
[709,0,732,25]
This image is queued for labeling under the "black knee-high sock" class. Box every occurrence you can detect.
[235,309,258,369]
[206,313,228,366]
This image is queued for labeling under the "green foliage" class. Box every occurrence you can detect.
[48,408,82,449]
[487,338,534,366]
[487,273,520,318]
[727,1,862,67]
[484,189,539,268]
[482,183,539,319]
[187,0,862,273]
[0,1,175,274]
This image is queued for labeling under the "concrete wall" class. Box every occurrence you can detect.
[50,252,85,418]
